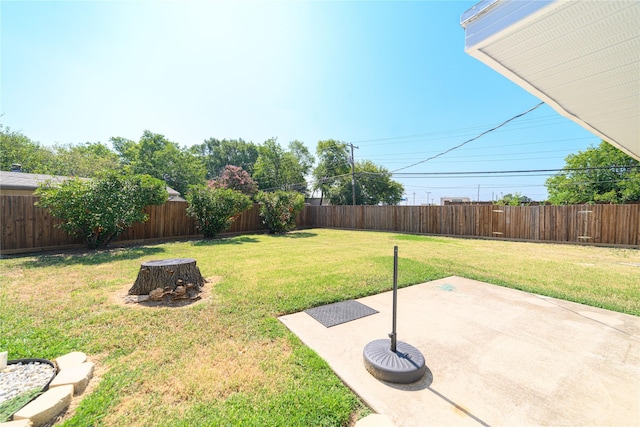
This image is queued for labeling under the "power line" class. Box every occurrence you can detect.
[384,158,567,166]
[405,178,636,190]
[392,165,640,177]
[448,136,594,152]
[259,164,639,194]
[392,102,546,173]
[365,145,589,160]
[352,120,568,148]
[382,157,573,165]
[348,113,563,146]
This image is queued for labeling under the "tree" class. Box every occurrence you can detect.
[313,140,351,204]
[315,156,404,205]
[35,172,168,248]
[353,160,404,205]
[495,192,532,206]
[2,125,123,177]
[288,140,314,177]
[207,165,258,197]
[0,125,56,173]
[186,185,252,238]
[190,138,259,180]
[49,142,122,177]
[253,138,313,194]
[546,141,640,204]
[110,136,138,166]
[111,130,206,196]
[256,190,305,233]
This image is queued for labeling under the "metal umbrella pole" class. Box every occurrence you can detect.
[363,245,426,384]
[389,246,398,353]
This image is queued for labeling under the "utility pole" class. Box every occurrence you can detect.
[426,191,431,206]
[347,143,359,206]
[477,185,480,203]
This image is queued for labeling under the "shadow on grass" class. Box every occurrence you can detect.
[22,246,166,268]
[392,234,456,244]
[192,236,261,246]
[269,231,318,239]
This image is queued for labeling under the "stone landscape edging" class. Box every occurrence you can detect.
[1,352,94,427]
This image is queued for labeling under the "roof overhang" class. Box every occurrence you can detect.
[461,0,640,160]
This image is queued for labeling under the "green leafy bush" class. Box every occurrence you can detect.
[186,185,252,238]
[494,192,532,206]
[35,172,167,249]
[256,190,305,233]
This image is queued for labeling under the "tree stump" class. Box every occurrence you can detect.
[128,258,206,300]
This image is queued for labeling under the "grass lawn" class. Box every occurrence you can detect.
[1,229,638,426]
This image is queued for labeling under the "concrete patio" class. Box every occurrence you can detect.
[279,276,640,426]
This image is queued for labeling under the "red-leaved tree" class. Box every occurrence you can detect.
[207,165,258,198]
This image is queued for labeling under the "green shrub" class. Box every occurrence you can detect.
[256,190,305,233]
[186,186,252,238]
[35,172,167,249]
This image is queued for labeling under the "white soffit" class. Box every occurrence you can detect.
[462,0,640,160]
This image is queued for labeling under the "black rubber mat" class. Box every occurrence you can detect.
[305,300,379,328]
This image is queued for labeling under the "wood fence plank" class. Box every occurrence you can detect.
[616,204,629,245]
[491,207,503,238]
[601,205,612,244]
[629,204,640,246]
[631,204,640,246]
[1,196,16,250]
[592,205,601,244]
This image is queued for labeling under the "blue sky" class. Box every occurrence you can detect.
[1,0,599,203]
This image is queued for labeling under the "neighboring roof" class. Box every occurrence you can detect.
[461,0,640,160]
[0,171,181,198]
[0,171,77,191]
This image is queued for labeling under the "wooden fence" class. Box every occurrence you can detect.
[304,204,640,247]
[0,196,266,254]
[1,196,638,254]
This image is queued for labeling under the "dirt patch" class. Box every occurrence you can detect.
[111,276,222,309]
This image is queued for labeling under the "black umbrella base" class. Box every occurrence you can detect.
[363,339,426,384]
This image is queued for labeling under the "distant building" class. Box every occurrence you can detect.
[440,196,471,205]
